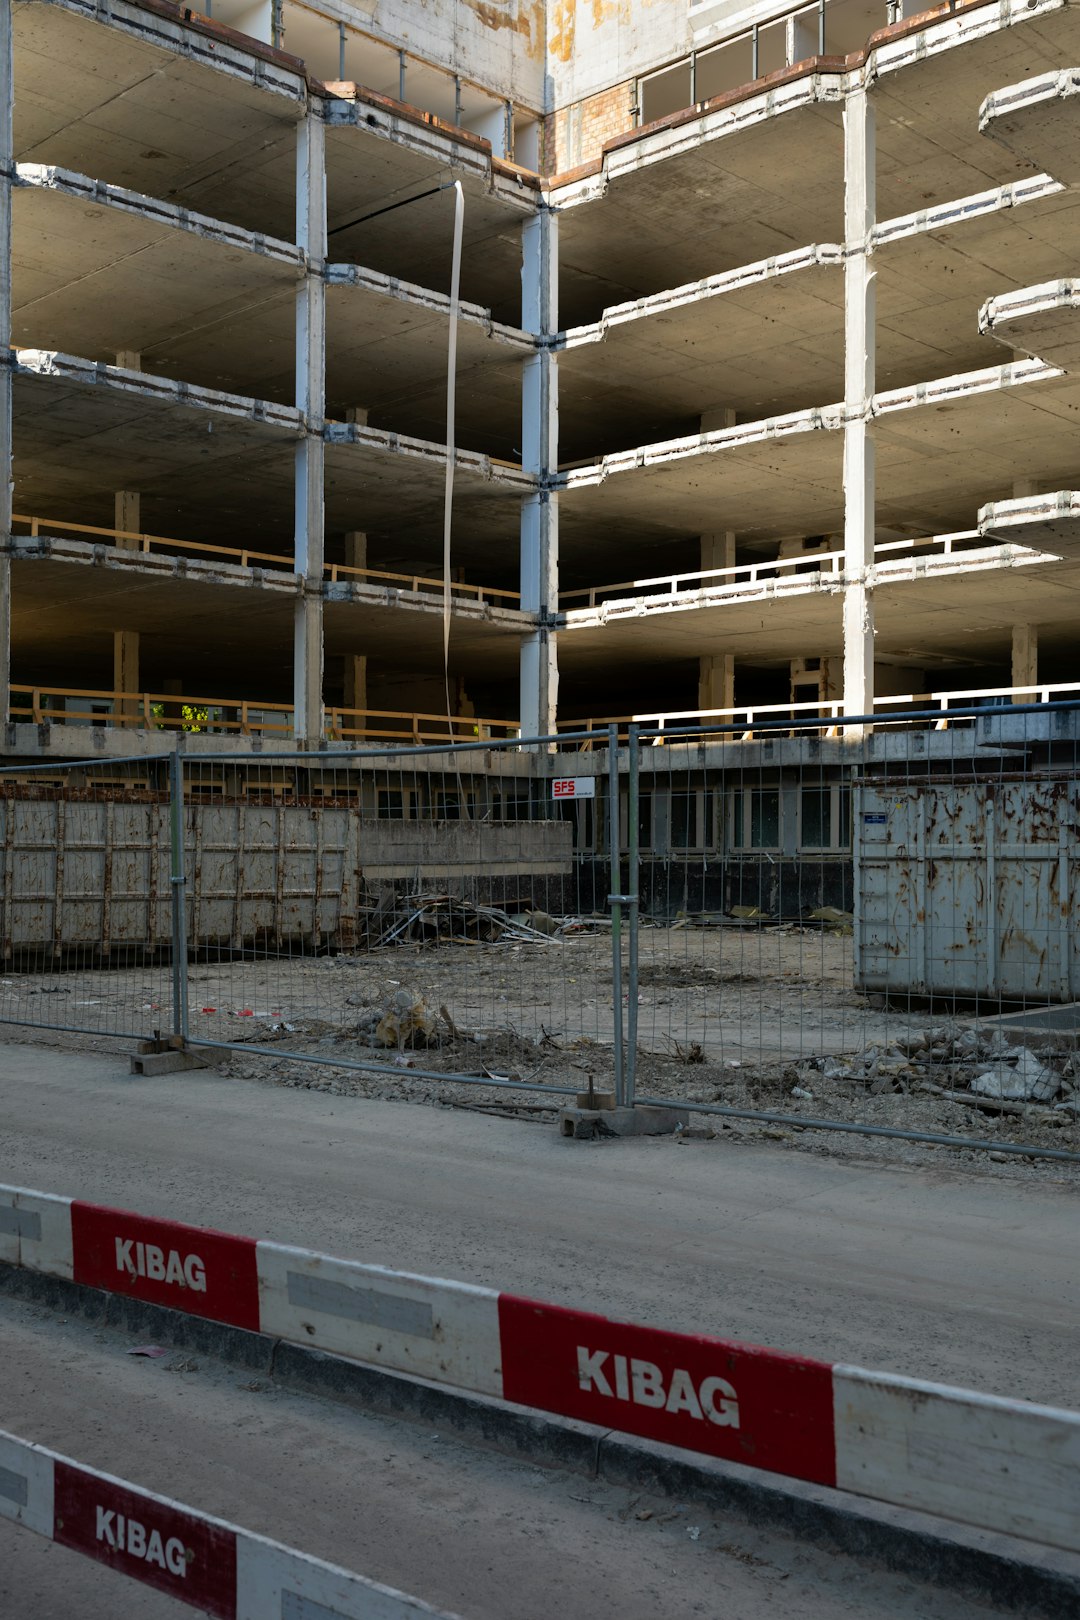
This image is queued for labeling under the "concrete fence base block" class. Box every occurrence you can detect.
[129,1049,210,1076]
[559,1104,690,1139]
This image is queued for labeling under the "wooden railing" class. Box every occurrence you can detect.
[10,514,520,606]
[8,685,518,743]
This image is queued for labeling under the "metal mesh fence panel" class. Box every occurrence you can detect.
[0,755,178,1042]
[621,705,1080,1162]
[176,740,618,1104]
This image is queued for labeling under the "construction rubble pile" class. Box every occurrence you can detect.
[798,1028,1080,1119]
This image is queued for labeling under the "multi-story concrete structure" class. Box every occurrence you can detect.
[4,0,1080,754]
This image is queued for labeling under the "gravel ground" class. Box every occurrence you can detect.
[2,925,1078,1178]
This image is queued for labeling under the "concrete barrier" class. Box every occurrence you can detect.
[3,1179,1078,1555]
[0,1426,456,1618]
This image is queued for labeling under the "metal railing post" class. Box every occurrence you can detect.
[625,724,640,1106]
[607,724,625,1105]
[169,747,189,1045]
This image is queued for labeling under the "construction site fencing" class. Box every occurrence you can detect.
[1,711,1079,1163]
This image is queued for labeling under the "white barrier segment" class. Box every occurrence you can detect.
[833,1366,1080,1554]
[257,1244,503,1397]
[0,1185,73,1278]
[0,1432,55,1538]
[236,1536,459,1620]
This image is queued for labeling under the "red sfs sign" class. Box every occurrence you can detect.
[54,1460,238,1619]
[71,1203,261,1331]
[552,778,596,800]
[498,1296,837,1486]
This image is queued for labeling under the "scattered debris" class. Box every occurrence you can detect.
[126,1345,168,1358]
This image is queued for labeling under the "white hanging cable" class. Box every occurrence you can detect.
[443,181,465,732]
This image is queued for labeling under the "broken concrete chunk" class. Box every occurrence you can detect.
[971,1048,1060,1103]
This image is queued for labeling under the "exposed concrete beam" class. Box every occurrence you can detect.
[13,348,304,433]
[29,0,308,109]
[293,107,326,747]
[978,489,1080,553]
[842,84,876,728]
[324,99,538,215]
[519,208,558,741]
[13,163,307,270]
[558,244,843,346]
[549,71,844,208]
[979,70,1080,187]
[325,419,534,487]
[979,281,1080,371]
[326,261,534,350]
[874,174,1063,250]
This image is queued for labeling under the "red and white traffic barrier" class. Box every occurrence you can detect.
[0,1426,455,1618]
[3,1182,1079,1554]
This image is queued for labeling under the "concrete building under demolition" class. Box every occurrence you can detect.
[3,0,1080,754]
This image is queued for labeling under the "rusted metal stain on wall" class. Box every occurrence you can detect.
[463,0,543,59]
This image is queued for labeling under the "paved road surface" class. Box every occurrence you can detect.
[0,1292,1009,1620]
[0,1042,1076,1405]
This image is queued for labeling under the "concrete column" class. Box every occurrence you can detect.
[113,354,142,551]
[787,10,818,63]
[1012,624,1038,703]
[344,530,367,573]
[341,533,367,718]
[841,84,876,729]
[113,629,140,726]
[0,4,12,732]
[519,208,559,742]
[698,531,735,712]
[293,108,327,746]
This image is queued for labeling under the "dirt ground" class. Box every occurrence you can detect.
[3,923,1078,1177]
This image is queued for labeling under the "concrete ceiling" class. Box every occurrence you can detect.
[10,556,525,691]
[557,360,1080,564]
[553,97,845,328]
[870,7,1076,221]
[557,548,1080,674]
[13,0,535,319]
[11,363,528,578]
[10,178,530,457]
[557,252,845,460]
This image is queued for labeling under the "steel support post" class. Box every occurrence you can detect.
[842,84,876,733]
[169,749,190,1044]
[607,725,625,1104]
[0,2,12,736]
[519,208,559,743]
[293,107,327,746]
[625,724,640,1106]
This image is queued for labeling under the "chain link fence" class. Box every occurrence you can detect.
[2,712,1079,1160]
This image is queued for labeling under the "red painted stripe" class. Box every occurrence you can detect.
[54,1459,238,1618]
[71,1202,261,1332]
[498,1295,837,1486]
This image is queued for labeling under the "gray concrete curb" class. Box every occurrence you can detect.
[2,1262,1078,1618]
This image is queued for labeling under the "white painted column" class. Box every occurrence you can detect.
[698,531,735,712]
[841,84,876,729]
[293,108,327,746]
[0,2,11,734]
[1012,624,1038,703]
[519,208,559,742]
